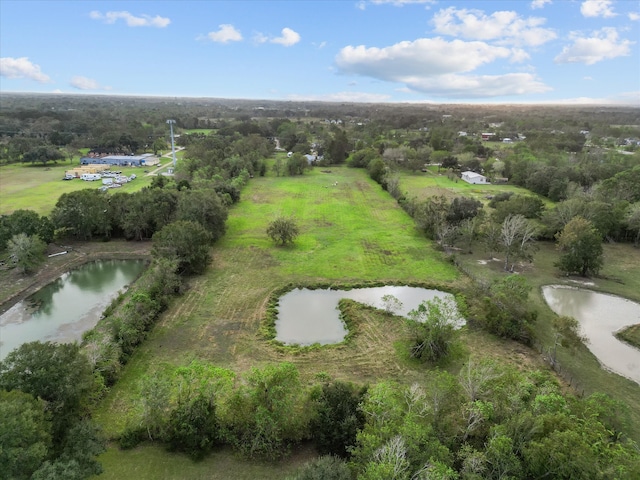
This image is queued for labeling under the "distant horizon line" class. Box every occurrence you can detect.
[1,90,638,108]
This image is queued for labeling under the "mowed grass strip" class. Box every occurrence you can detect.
[93,166,459,436]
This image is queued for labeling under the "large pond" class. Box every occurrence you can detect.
[275,286,461,346]
[542,285,640,385]
[0,259,146,360]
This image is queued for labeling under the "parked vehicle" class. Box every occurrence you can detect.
[81,173,101,181]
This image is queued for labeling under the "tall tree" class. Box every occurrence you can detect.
[176,189,228,242]
[0,390,51,480]
[310,381,366,458]
[407,297,460,363]
[51,190,111,240]
[555,216,603,277]
[6,233,47,273]
[0,342,95,443]
[151,220,213,274]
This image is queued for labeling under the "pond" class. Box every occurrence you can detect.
[0,259,146,360]
[275,285,461,346]
[542,285,640,385]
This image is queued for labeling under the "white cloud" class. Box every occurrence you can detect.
[509,48,531,63]
[432,7,556,46]
[629,12,640,21]
[555,27,633,65]
[580,0,617,18]
[337,38,512,78]
[70,76,111,91]
[271,28,301,47]
[584,76,593,80]
[531,0,552,9]
[335,38,551,98]
[207,24,243,43]
[400,73,551,98]
[89,10,170,28]
[0,57,51,83]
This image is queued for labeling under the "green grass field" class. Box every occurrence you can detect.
[0,162,156,215]
[398,169,548,204]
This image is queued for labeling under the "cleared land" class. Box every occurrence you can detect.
[0,162,155,216]
[94,167,461,432]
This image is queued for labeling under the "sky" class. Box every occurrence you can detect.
[1,0,639,105]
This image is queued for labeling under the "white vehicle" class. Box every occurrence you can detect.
[102,178,113,185]
[81,173,101,181]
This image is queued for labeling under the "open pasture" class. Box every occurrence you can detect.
[93,166,462,433]
[0,162,155,215]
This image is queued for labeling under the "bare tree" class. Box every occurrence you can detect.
[373,436,409,478]
[500,214,537,271]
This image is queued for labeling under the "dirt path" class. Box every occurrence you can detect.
[0,240,151,314]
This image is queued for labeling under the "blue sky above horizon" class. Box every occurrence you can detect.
[1,0,639,105]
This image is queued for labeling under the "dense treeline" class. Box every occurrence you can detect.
[109,359,640,479]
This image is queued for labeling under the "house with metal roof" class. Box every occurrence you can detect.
[461,171,489,185]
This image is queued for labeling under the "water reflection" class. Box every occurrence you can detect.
[275,286,460,346]
[542,286,640,384]
[0,260,145,360]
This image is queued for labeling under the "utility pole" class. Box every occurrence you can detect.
[166,119,176,167]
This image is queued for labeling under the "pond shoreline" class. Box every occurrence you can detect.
[542,284,640,385]
[0,240,151,315]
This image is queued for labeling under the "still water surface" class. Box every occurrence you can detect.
[542,285,640,384]
[0,259,145,360]
[275,286,460,346]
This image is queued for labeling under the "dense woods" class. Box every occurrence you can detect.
[1,94,639,478]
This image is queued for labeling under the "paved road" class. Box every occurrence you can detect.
[145,147,185,176]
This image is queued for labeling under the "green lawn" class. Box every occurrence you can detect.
[0,162,154,215]
[398,169,547,204]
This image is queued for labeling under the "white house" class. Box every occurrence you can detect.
[461,171,489,185]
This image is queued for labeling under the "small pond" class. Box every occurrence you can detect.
[275,286,461,346]
[0,259,146,360]
[542,285,640,385]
